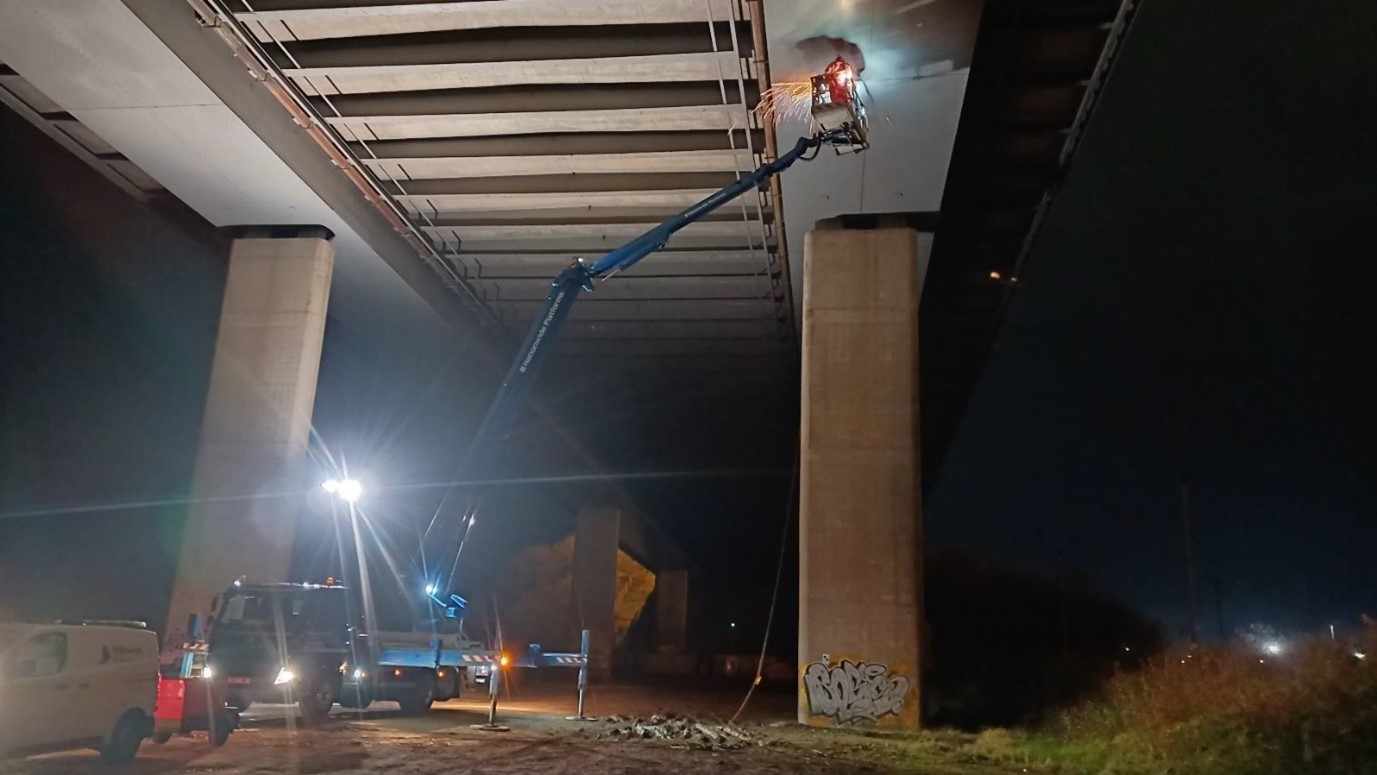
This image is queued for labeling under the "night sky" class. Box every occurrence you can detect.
[2,0,1376,649]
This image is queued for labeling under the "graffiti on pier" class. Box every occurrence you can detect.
[802,655,912,725]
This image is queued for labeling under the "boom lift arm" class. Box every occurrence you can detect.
[427,59,868,594]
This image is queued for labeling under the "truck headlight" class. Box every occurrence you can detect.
[274,667,296,685]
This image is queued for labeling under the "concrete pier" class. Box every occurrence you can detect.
[797,225,926,729]
[163,229,333,650]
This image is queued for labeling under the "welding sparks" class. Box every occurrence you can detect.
[754,81,814,125]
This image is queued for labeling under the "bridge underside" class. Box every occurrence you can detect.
[230,0,795,389]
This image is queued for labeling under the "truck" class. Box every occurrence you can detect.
[203,580,503,724]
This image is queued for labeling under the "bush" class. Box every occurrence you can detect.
[1058,623,1377,774]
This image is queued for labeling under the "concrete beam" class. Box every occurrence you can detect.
[493,298,772,321]
[460,250,768,278]
[400,188,721,211]
[557,338,790,357]
[242,0,743,42]
[329,106,748,140]
[423,207,772,225]
[265,23,748,68]
[439,233,772,254]
[312,82,755,117]
[429,220,763,243]
[351,129,767,157]
[363,149,758,179]
[556,319,785,339]
[476,275,772,302]
[388,170,735,195]
[285,52,754,94]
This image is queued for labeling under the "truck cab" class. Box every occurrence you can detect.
[205,581,472,722]
[206,582,351,724]
[0,621,157,763]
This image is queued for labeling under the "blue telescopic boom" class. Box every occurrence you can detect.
[454,133,824,466]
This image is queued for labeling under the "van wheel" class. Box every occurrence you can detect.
[152,732,173,745]
[398,674,435,715]
[226,693,252,712]
[100,710,147,764]
[298,679,335,726]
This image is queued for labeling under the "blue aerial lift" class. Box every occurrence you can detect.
[419,59,869,682]
[450,58,870,494]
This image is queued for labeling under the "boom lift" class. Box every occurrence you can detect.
[439,58,869,530]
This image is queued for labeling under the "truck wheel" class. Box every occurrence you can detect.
[100,710,147,764]
[298,680,335,726]
[208,714,233,748]
[151,732,173,745]
[338,682,372,710]
[398,674,435,715]
[434,669,459,702]
[226,693,252,712]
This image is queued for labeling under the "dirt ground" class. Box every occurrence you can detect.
[0,683,1018,774]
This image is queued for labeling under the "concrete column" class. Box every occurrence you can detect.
[655,569,689,652]
[798,225,926,729]
[163,229,334,653]
[572,506,621,680]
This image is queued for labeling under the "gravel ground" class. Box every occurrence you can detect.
[0,684,1012,774]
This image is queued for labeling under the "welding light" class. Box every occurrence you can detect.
[202,666,214,680]
[425,583,438,596]
[274,667,296,685]
[499,655,510,668]
[322,478,363,503]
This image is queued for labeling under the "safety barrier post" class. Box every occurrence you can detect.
[487,659,500,725]
[577,629,590,719]
[470,651,510,732]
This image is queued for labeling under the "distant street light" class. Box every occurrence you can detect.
[322,478,363,503]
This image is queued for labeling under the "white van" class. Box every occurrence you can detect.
[0,621,158,763]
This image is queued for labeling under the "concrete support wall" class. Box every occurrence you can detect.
[163,231,334,652]
[798,225,926,729]
[655,569,689,652]
[572,506,621,679]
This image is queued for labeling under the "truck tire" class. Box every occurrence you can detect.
[100,710,147,764]
[397,674,435,715]
[208,713,233,748]
[434,669,459,702]
[226,693,253,712]
[298,679,335,726]
[338,682,372,710]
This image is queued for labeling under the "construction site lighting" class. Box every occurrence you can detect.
[322,478,363,503]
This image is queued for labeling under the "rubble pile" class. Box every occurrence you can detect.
[598,713,757,750]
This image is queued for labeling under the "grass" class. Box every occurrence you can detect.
[781,624,1377,774]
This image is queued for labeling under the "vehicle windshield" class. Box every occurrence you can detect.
[214,587,348,634]
[216,590,312,630]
